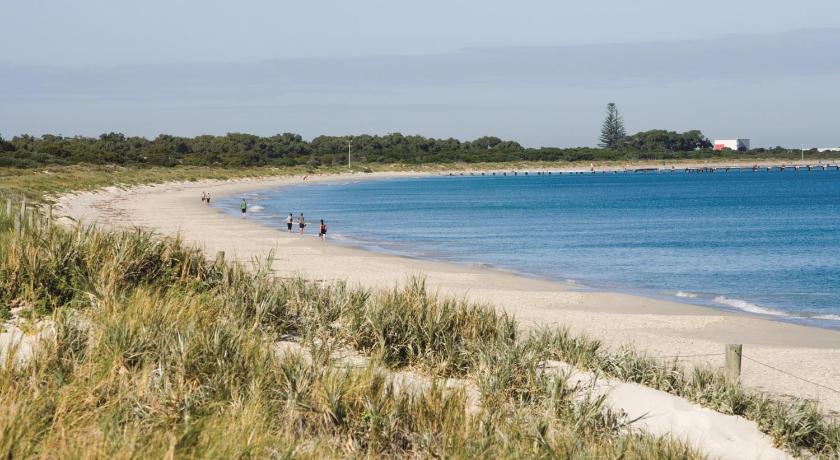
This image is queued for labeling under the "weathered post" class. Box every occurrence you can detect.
[5,198,11,215]
[14,213,21,238]
[725,344,743,383]
[214,250,226,268]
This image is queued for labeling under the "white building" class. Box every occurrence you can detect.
[817,147,840,152]
[713,139,750,151]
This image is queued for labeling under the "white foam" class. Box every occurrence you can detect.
[249,205,264,212]
[812,314,840,321]
[675,291,698,298]
[712,296,787,317]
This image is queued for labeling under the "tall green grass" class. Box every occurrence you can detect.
[1,197,837,457]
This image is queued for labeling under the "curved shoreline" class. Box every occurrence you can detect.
[215,171,840,332]
[56,171,840,413]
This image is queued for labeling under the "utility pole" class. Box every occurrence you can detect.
[348,138,352,169]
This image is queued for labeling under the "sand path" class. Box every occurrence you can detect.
[56,172,840,416]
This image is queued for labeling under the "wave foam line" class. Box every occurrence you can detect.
[812,314,840,321]
[712,296,788,317]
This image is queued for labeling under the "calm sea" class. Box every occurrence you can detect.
[216,170,840,330]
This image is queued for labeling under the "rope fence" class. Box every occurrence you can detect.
[652,353,725,359]
[650,348,840,395]
[741,354,840,395]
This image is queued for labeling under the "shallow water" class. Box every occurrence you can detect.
[217,169,840,330]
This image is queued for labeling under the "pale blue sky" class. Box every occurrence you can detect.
[2,0,839,147]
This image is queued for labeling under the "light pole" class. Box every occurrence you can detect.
[348,138,352,169]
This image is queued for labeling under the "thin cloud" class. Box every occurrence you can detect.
[2,28,838,101]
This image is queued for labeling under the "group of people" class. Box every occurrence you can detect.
[284,212,328,240]
[235,197,328,241]
[201,192,211,204]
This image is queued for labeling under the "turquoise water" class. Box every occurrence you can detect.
[216,170,840,330]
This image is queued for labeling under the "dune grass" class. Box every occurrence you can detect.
[1,197,838,458]
[0,198,706,458]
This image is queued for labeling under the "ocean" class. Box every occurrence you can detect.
[216,169,840,330]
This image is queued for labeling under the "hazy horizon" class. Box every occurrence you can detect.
[2,0,840,148]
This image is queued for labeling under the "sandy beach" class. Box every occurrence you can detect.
[56,169,840,414]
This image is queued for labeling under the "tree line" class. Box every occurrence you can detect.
[0,130,753,169]
[0,104,823,169]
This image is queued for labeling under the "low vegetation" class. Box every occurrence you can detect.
[1,193,838,457]
[0,165,295,203]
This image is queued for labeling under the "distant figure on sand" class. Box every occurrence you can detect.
[285,213,293,232]
[319,220,327,241]
[298,213,306,234]
[240,199,247,217]
[206,193,210,204]
[201,192,207,203]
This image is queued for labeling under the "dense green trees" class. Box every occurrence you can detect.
[0,132,547,168]
[625,130,713,152]
[0,129,813,169]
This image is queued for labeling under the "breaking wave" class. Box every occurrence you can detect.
[812,314,840,321]
[712,296,787,317]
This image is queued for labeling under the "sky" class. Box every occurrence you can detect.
[2,0,839,148]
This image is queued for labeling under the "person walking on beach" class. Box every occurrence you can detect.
[285,213,294,232]
[201,192,207,203]
[206,193,210,204]
[240,198,247,217]
[298,213,306,234]
[319,220,327,241]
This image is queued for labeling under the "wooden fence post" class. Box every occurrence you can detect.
[214,251,226,268]
[725,344,742,383]
[5,198,10,215]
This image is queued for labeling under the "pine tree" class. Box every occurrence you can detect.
[598,103,626,149]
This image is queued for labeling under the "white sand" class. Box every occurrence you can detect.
[546,361,790,460]
[56,172,840,415]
